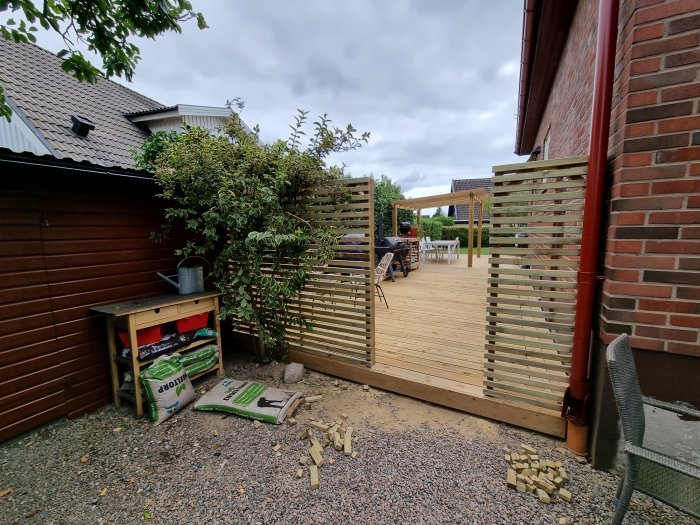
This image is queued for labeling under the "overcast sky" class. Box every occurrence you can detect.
[23,0,526,199]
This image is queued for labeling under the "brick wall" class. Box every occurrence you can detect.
[532,0,598,158]
[601,0,700,357]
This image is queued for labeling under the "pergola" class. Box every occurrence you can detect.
[391,188,490,268]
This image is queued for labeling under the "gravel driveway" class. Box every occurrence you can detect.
[1,356,696,525]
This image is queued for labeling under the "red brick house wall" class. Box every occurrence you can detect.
[602,1,700,356]
[532,0,598,158]
[523,0,699,469]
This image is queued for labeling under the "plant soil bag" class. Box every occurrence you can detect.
[194,379,301,424]
[140,354,195,424]
[183,349,219,377]
[178,344,218,367]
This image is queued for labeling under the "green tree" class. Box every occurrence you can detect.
[151,108,369,362]
[0,0,206,121]
[372,174,413,238]
[433,206,445,217]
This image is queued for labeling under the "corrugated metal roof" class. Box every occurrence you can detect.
[448,177,492,222]
[0,38,166,170]
[0,105,51,156]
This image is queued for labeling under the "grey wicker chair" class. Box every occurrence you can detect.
[606,333,700,524]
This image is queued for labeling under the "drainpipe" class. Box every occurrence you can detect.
[563,0,619,455]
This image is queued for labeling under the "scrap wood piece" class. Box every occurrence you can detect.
[309,420,330,432]
[362,384,370,391]
[299,429,309,440]
[340,413,348,420]
[272,443,281,452]
[253,420,262,429]
[334,432,343,451]
[310,437,324,455]
[287,417,297,426]
[295,468,303,479]
[559,488,572,503]
[288,398,302,417]
[559,518,569,525]
[343,427,354,456]
[520,444,537,455]
[0,487,12,498]
[299,456,308,466]
[506,469,517,490]
[310,464,320,490]
[309,446,324,467]
[351,451,357,459]
[536,488,551,503]
[304,395,323,403]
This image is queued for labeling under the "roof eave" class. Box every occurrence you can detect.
[515,0,579,156]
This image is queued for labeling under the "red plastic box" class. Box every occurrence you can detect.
[117,325,163,349]
[176,312,209,334]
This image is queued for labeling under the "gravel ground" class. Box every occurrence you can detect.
[1,356,697,525]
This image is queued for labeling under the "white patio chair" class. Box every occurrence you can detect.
[374,252,394,308]
[606,334,700,524]
[454,237,460,260]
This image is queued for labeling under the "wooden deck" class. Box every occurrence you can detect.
[374,253,488,386]
[289,251,567,438]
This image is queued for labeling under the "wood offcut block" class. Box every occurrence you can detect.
[504,453,511,462]
[309,421,330,432]
[304,395,323,403]
[521,444,537,455]
[536,488,551,503]
[309,446,324,467]
[334,432,343,451]
[559,518,569,525]
[287,417,297,426]
[253,420,262,428]
[559,488,572,503]
[516,482,526,493]
[299,456,308,466]
[299,429,308,440]
[506,468,517,489]
[295,468,303,479]
[344,427,354,456]
[272,443,281,452]
[310,465,319,490]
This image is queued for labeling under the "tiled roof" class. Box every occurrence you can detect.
[0,38,166,170]
[448,177,492,222]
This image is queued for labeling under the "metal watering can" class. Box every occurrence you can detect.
[157,256,210,294]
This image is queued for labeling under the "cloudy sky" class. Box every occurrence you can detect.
[24,0,526,199]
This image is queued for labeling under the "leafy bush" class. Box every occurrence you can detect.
[152,109,369,361]
[441,225,490,247]
[420,219,443,241]
[432,215,455,226]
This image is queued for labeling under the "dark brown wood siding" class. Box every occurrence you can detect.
[1,162,183,441]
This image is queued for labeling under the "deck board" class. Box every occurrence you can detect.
[375,253,488,383]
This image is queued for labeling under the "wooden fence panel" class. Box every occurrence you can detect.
[483,157,588,412]
[234,178,374,367]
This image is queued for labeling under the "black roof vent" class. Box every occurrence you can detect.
[71,115,95,138]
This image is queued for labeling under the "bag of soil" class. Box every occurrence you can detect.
[194,379,301,424]
[140,354,195,424]
[183,348,219,377]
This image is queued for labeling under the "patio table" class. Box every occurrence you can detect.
[424,240,459,264]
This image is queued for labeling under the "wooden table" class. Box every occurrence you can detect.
[91,291,223,417]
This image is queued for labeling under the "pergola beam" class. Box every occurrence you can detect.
[392,188,490,210]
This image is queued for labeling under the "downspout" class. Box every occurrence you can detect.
[563,0,620,455]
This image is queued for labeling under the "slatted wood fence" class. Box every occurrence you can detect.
[234,178,375,367]
[483,156,588,411]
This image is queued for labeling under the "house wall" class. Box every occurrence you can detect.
[593,0,700,470]
[0,162,184,441]
[530,0,598,158]
[528,0,700,471]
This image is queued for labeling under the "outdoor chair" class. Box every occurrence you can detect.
[454,237,460,260]
[606,334,700,524]
[374,252,394,308]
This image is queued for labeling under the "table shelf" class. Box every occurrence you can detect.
[92,292,223,418]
